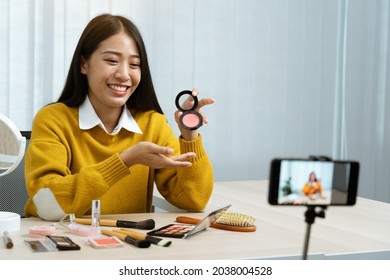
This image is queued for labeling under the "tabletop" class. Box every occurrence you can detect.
[1,180,389,260]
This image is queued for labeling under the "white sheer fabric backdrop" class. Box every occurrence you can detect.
[0,0,389,203]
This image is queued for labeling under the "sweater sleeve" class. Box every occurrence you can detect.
[154,133,214,212]
[130,110,214,212]
[24,107,130,220]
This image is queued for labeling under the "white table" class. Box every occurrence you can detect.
[1,180,389,260]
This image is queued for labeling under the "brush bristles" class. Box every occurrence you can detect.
[146,236,172,247]
[135,239,151,248]
[215,212,256,227]
[156,239,172,247]
[136,219,156,230]
[124,236,151,248]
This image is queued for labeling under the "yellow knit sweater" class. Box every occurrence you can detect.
[24,103,213,220]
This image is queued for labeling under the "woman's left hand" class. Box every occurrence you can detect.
[174,89,215,141]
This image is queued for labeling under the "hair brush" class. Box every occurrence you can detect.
[176,212,256,232]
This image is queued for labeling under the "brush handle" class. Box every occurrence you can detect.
[175,216,256,232]
[116,229,172,247]
[115,228,146,240]
[75,218,155,229]
[101,229,151,248]
[76,218,117,227]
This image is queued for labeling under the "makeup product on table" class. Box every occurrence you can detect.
[24,234,80,252]
[176,212,257,232]
[57,213,98,236]
[115,228,172,247]
[91,200,100,230]
[175,90,203,130]
[47,235,80,251]
[101,229,151,248]
[75,218,155,230]
[147,223,196,239]
[3,231,13,249]
[68,223,99,236]
[147,204,231,239]
[28,225,56,238]
[25,239,57,252]
[87,236,124,249]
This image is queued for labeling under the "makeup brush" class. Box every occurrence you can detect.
[75,218,155,230]
[176,212,257,232]
[101,229,151,248]
[115,228,172,247]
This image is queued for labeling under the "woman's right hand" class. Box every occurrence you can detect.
[119,142,196,169]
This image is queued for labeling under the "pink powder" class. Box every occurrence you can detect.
[182,113,200,128]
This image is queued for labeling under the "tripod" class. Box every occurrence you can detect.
[302,205,327,260]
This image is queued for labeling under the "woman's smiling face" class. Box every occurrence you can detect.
[81,31,141,114]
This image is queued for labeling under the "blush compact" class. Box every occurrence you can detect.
[175,90,203,130]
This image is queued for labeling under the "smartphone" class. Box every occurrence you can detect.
[268,158,359,206]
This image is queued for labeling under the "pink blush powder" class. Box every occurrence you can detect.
[182,113,200,128]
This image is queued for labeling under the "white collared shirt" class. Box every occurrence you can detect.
[79,95,143,135]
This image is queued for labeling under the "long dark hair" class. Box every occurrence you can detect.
[308,172,317,182]
[57,13,163,114]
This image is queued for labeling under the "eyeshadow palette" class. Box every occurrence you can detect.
[147,224,196,238]
[147,204,231,239]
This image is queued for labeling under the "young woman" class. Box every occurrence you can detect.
[302,172,326,201]
[24,14,214,221]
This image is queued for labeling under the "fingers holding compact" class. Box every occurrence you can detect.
[189,89,215,125]
[120,142,195,169]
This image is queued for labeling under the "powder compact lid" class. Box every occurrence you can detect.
[175,90,203,131]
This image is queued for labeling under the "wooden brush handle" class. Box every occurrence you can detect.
[101,229,127,240]
[175,216,200,225]
[116,228,146,240]
[175,216,256,232]
[76,218,117,227]
[101,229,150,248]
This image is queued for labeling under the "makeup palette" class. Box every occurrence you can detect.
[175,90,203,130]
[147,204,231,239]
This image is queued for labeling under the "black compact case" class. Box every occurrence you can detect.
[47,235,81,251]
[175,90,203,130]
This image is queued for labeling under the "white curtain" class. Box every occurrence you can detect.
[0,0,389,203]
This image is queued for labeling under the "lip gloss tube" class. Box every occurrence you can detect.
[92,200,100,230]
[68,223,98,236]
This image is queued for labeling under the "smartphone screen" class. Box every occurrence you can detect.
[268,158,359,206]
